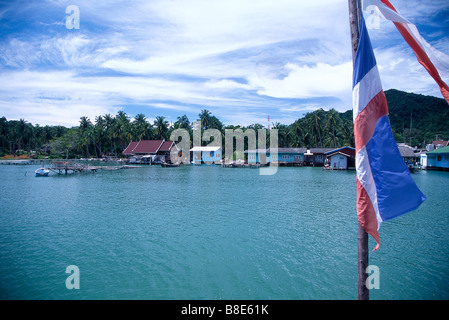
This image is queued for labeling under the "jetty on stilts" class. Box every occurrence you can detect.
[47,161,141,175]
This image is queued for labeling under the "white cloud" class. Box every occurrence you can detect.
[0,0,447,127]
[250,62,353,100]
[205,79,252,91]
[374,47,442,97]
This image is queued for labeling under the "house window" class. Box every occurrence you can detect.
[437,155,442,161]
[282,155,289,159]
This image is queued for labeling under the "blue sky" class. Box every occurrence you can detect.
[0,0,448,127]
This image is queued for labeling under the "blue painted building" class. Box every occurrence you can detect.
[246,148,307,165]
[190,146,222,164]
[324,146,356,170]
[421,146,449,171]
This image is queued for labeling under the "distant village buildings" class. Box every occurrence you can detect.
[324,147,356,170]
[190,146,221,164]
[421,142,449,171]
[123,140,175,164]
[121,138,449,172]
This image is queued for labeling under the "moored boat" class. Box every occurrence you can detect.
[160,162,181,167]
[35,168,50,176]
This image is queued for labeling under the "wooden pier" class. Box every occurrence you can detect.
[0,159,41,165]
[221,162,263,168]
[48,161,141,175]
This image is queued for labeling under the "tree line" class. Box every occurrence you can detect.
[0,108,355,159]
[1,89,447,159]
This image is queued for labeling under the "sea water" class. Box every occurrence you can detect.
[0,164,448,300]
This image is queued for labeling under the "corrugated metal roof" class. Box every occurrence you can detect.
[159,141,174,151]
[132,140,164,154]
[245,148,307,153]
[325,147,355,157]
[309,148,335,154]
[123,141,139,155]
[123,140,176,155]
[190,146,221,152]
[398,145,417,158]
[427,146,449,154]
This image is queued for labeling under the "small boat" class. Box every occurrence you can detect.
[35,168,50,177]
[160,162,181,167]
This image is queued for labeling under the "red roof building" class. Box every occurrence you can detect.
[433,140,449,149]
[123,141,139,155]
[324,146,356,170]
[132,140,164,154]
[123,140,174,156]
[159,141,175,152]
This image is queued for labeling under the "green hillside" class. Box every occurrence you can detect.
[385,89,449,147]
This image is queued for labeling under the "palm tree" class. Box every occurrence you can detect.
[174,114,190,130]
[94,115,106,157]
[198,109,212,130]
[326,109,341,148]
[289,120,304,147]
[24,123,34,154]
[16,118,28,153]
[0,116,8,152]
[313,112,323,148]
[342,119,355,147]
[115,111,132,150]
[133,113,152,141]
[272,122,290,147]
[103,114,116,155]
[79,116,93,157]
[153,116,169,140]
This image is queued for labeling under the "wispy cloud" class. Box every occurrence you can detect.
[0,0,448,127]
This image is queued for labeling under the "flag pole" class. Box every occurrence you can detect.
[348,0,369,301]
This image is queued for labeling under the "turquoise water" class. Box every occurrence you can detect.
[0,164,448,300]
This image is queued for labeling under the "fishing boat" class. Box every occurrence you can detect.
[35,168,50,177]
[160,162,181,167]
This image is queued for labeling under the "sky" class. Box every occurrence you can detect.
[0,0,448,128]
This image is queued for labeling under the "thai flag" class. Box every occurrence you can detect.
[366,0,449,104]
[353,15,426,251]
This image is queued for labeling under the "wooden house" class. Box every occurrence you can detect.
[123,140,175,164]
[245,148,307,166]
[421,146,449,171]
[190,146,222,164]
[305,148,335,166]
[397,144,418,164]
[432,140,449,149]
[324,147,356,170]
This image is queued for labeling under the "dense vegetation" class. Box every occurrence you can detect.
[386,89,449,147]
[1,89,448,159]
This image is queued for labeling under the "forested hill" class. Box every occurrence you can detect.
[384,89,449,147]
[1,88,448,158]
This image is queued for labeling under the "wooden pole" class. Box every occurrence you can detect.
[348,0,369,301]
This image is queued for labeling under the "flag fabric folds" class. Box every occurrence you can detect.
[366,0,449,104]
[353,16,426,251]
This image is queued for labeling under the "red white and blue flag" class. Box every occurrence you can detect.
[366,0,449,104]
[353,10,428,251]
